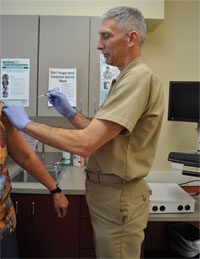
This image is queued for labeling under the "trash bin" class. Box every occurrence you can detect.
[168,223,200,258]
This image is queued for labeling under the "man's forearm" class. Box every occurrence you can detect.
[24,118,123,158]
[25,121,90,157]
[69,111,91,129]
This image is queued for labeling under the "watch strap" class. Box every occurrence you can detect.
[50,185,62,194]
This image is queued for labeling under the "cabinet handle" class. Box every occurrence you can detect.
[94,99,97,115]
[32,201,35,216]
[15,201,18,215]
[79,99,82,113]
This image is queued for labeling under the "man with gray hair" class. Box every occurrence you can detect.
[3,6,164,258]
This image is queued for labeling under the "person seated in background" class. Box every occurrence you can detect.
[0,101,68,259]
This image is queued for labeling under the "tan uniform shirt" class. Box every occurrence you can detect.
[87,56,164,181]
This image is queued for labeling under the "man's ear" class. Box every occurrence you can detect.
[128,31,138,47]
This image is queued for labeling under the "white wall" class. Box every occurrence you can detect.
[0,0,164,19]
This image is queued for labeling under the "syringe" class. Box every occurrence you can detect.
[37,92,50,98]
[38,88,60,98]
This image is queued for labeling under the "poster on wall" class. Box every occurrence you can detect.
[48,68,77,107]
[99,53,120,107]
[0,58,30,106]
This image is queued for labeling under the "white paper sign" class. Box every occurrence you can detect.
[48,68,77,107]
[0,58,30,106]
[99,54,120,107]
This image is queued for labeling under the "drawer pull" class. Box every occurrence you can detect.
[32,201,35,216]
[15,201,18,215]
[94,99,97,115]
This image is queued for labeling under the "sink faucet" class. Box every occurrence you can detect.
[35,140,39,153]
[41,142,45,164]
[35,140,45,164]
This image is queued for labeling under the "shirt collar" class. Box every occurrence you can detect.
[116,56,143,82]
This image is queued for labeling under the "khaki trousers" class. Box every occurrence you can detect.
[85,173,149,259]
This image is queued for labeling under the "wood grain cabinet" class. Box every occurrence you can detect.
[11,194,80,258]
[11,193,197,258]
[80,195,96,258]
[10,193,144,258]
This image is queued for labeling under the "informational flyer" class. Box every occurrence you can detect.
[99,54,120,107]
[48,68,77,107]
[0,58,30,106]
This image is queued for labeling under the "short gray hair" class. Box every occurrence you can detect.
[101,6,146,45]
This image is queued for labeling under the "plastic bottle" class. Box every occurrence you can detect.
[62,151,71,167]
[73,154,84,167]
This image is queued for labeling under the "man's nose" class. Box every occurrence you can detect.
[97,39,104,50]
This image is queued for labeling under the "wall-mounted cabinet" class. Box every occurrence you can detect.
[0,15,38,116]
[88,17,101,118]
[38,16,90,116]
[1,14,164,118]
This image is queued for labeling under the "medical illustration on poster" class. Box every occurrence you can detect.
[99,54,120,106]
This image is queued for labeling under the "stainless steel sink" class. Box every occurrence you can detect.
[11,165,63,183]
[36,152,63,164]
[11,152,64,183]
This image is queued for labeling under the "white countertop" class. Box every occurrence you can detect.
[9,162,200,221]
[9,163,86,195]
[9,162,200,194]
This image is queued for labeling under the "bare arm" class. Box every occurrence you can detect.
[25,118,124,157]
[2,115,69,218]
[68,111,91,129]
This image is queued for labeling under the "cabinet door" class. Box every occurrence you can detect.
[11,193,29,258]
[80,196,95,257]
[88,17,101,117]
[27,194,80,258]
[38,16,90,116]
[0,15,38,116]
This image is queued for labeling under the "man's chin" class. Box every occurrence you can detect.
[104,56,116,66]
[105,58,112,65]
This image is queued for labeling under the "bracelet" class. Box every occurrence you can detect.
[50,184,62,195]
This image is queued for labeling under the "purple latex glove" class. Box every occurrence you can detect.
[2,104,32,132]
[47,90,76,118]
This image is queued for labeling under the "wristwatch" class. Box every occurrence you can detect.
[50,184,62,195]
